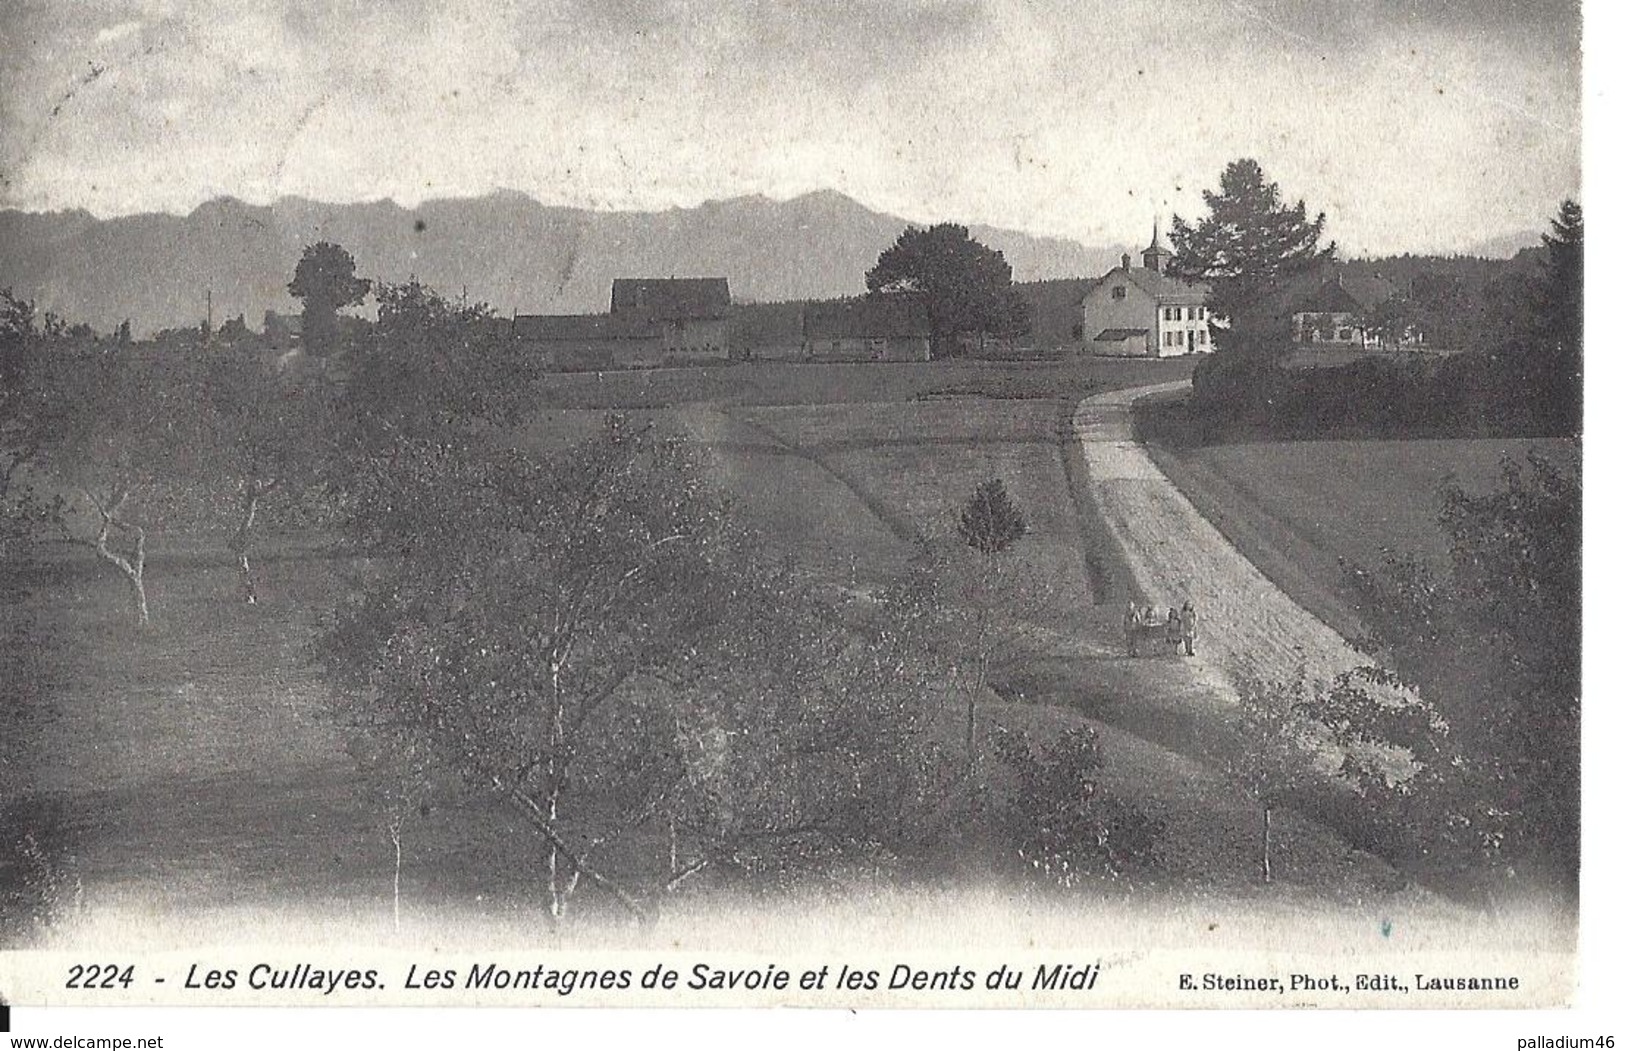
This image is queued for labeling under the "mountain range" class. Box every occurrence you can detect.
[0,190,1134,337]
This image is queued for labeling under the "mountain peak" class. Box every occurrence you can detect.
[0,190,1119,335]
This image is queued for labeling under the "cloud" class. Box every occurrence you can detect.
[0,0,1583,254]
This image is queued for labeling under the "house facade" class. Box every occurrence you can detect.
[1079,227,1212,358]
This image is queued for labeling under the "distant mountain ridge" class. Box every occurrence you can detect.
[0,190,1129,336]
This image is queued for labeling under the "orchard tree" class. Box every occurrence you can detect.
[0,291,61,547]
[288,242,369,357]
[1169,159,1335,356]
[349,278,514,440]
[320,417,947,922]
[866,223,1029,358]
[39,350,213,625]
[1221,669,1321,883]
[204,350,336,604]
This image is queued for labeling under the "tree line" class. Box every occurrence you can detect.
[1156,159,1581,442]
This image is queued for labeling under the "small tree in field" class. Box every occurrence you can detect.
[959,478,1027,556]
[951,478,1029,776]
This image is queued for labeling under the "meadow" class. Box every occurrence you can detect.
[3,353,1482,944]
[1140,435,1579,645]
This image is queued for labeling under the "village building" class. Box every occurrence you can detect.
[513,277,732,369]
[802,295,932,362]
[1289,268,1403,348]
[1079,225,1212,358]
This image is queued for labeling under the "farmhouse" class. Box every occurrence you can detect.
[1290,267,1403,348]
[513,277,732,369]
[1079,225,1212,358]
[803,295,932,362]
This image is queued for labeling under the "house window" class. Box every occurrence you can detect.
[1176,330,1185,346]
[1199,330,1208,345]
[1112,286,1126,300]
[1174,307,1184,321]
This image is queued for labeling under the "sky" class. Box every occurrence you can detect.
[0,0,1584,255]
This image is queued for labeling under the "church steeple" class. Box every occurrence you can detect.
[1142,217,1173,274]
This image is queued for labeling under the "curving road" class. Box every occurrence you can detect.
[1073,380,1379,697]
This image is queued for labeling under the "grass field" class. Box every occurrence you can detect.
[524,356,1193,410]
[1143,434,1579,645]
[3,356,1462,942]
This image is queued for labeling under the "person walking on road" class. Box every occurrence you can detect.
[1124,602,1141,657]
[1180,600,1198,656]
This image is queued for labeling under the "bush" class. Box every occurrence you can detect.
[1171,346,1576,446]
[992,725,1166,885]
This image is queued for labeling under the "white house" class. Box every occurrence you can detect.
[1080,225,1213,358]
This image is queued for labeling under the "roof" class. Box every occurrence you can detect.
[1121,266,1209,304]
[1087,265,1209,306]
[610,278,731,320]
[804,295,931,341]
[1292,268,1401,314]
[1093,328,1149,341]
[731,300,806,346]
[512,313,658,341]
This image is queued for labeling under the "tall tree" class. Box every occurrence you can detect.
[1169,159,1336,356]
[1538,199,1583,356]
[865,223,1028,358]
[288,242,369,357]
[1529,199,1582,435]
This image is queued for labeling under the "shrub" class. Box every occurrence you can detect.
[993,725,1166,885]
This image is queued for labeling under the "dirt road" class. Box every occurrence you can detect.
[1073,381,1379,696]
